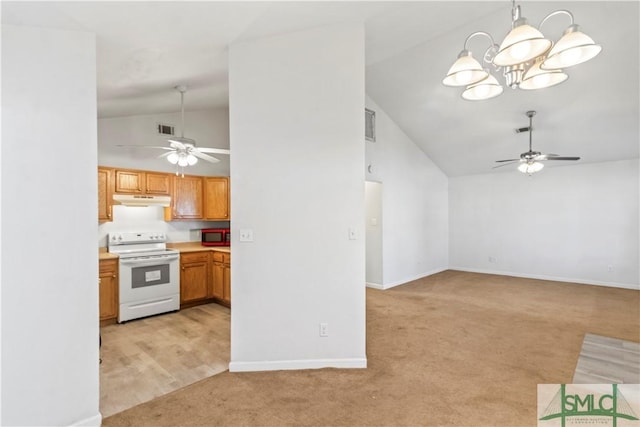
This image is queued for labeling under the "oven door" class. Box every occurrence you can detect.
[118,253,180,322]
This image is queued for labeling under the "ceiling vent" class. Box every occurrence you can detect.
[157,123,175,136]
[365,108,376,142]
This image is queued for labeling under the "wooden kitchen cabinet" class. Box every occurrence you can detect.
[98,167,114,222]
[180,252,209,305]
[173,175,203,219]
[115,169,171,195]
[204,177,230,220]
[211,251,231,306]
[99,259,119,323]
[99,166,230,221]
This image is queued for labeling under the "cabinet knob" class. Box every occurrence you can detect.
[112,274,116,278]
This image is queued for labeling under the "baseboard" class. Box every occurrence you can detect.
[229,357,367,373]
[449,267,640,290]
[69,412,102,427]
[366,282,384,289]
[381,267,448,290]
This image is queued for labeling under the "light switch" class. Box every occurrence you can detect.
[239,229,254,242]
[370,218,377,226]
[348,227,357,240]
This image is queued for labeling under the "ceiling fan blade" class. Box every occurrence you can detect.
[116,145,172,150]
[169,140,187,150]
[191,150,220,164]
[197,147,231,155]
[157,151,175,159]
[495,158,520,163]
[544,156,581,161]
[492,160,520,169]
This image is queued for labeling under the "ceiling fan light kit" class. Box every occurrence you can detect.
[443,0,601,101]
[494,110,581,175]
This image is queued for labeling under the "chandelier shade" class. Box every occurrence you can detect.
[442,50,488,87]
[462,74,504,100]
[443,2,601,101]
[493,22,552,66]
[541,25,602,69]
[519,59,568,90]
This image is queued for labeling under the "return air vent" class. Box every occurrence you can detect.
[365,108,376,142]
[157,123,175,136]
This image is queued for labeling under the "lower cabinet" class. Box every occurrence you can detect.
[99,259,119,323]
[180,250,230,308]
[180,252,210,305]
[211,252,231,306]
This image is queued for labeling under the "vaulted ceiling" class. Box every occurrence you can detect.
[3,1,638,176]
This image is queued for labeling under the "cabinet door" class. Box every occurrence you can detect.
[145,172,171,195]
[211,252,225,299]
[173,175,203,219]
[222,254,231,304]
[115,170,144,193]
[99,260,118,321]
[211,262,225,299]
[180,253,209,303]
[223,262,231,304]
[204,177,230,220]
[98,168,113,222]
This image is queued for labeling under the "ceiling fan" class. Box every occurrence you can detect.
[494,110,580,175]
[118,85,230,174]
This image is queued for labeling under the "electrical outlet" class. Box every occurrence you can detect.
[607,265,614,272]
[319,323,329,337]
[489,256,497,263]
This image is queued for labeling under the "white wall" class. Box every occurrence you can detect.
[98,108,230,176]
[365,97,449,289]
[449,159,639,289]
[228,23,366,371]
[1,25,100,426]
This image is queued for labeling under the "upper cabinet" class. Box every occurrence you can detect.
[98,166,229,222]
[115,170,170,195]
[204,177,230,220]
[173,174,204,219]
[98,168,114,222]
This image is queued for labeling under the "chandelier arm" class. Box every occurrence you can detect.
[538,10,575,32]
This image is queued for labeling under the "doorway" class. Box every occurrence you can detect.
[365,181,383,288]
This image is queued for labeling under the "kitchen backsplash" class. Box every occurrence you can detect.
[98,205,229,247]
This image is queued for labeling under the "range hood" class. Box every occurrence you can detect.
[113,194,171,207]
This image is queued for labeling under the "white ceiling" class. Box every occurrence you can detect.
[3,1,638,176]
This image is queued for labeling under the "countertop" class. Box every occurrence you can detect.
[167,242,231,254]
[99,243,230,260]
[99,247,118,260]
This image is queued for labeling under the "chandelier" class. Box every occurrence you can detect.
[443,0,601,101]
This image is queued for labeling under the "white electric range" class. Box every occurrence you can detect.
[108,231,180,323]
